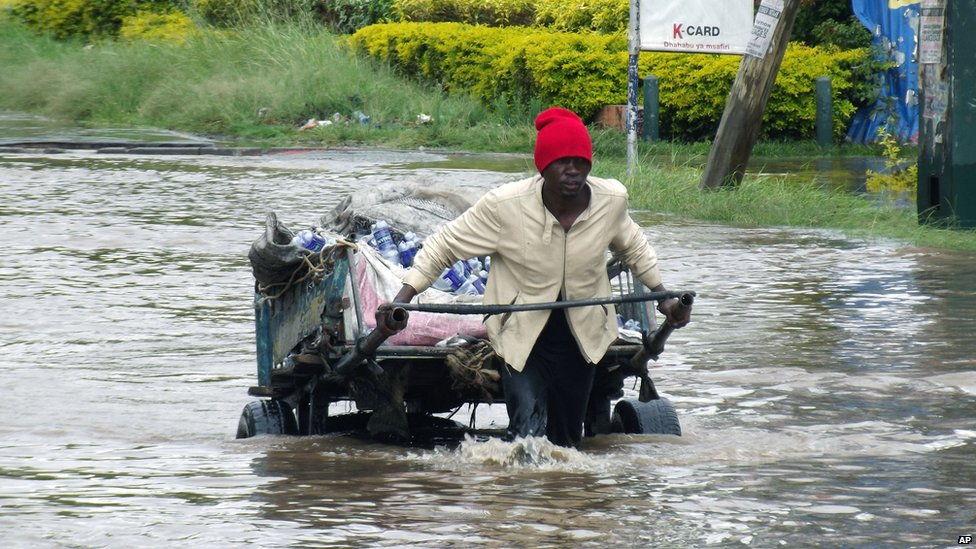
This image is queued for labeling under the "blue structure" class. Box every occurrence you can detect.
[847,0,921,144]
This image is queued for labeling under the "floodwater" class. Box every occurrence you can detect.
[1,114,975,548]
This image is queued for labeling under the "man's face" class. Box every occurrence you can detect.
[542,157,591,199]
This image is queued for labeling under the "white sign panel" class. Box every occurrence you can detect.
[639,0,754,55]
[919,0,945,64]
[745,0,784,59]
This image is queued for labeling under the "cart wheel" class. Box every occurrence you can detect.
[236,400,299,438]
[611,398,681,436]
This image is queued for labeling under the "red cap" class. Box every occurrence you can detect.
[533,108,593,173]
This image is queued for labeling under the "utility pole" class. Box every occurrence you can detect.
[918,0,976,228]
[625,0,640,177]
[699,0,802,189]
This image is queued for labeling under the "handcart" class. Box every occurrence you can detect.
[236,186,694,442]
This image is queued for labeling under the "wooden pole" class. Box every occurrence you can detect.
[699,0,802,189]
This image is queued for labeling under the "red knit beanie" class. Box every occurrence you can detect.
[533,108,593,173]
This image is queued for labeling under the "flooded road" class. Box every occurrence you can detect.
[1,127,974,547]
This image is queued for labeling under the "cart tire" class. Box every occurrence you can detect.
[611,398,681,436]
[236,400,299,438]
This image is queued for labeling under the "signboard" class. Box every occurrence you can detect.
[919,0,946,128]
[919,0,945,64]
[745,0,784,59]
[639,0,754,54]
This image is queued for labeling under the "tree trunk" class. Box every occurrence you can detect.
[699,0,802,189]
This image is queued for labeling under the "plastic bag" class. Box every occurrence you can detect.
[248,212,307,288]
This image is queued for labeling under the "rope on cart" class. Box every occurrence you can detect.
[445,340,500,402]
[255,239,356,303]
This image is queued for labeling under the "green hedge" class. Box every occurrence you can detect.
[3,0,181,39]
[6,0,138,39]
[118,9,200,44]
[392,0,627,33]
[393,0,535,27]
[349,22,865,141]
[641,45,863,141]
[349,22,622,118]
[533,0,627,34]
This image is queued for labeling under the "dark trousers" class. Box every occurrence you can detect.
[501,309,596,448]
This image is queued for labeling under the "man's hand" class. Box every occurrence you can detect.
[657,296,691,328]
[374,284,418,336]
[375,303,409,336]
[392,283,418,305]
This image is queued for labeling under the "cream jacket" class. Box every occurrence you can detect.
[402,175,663,371]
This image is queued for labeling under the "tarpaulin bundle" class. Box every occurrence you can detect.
[321,181,478,241]
[248,212,308,288]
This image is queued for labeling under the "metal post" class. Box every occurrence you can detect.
[642,75,659,142]
[917,0,976,228]
[815,76,832,147]
[626,0,640,176]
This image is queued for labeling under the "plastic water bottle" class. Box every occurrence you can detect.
[432,264,465,292]
[452,260,468,282]
[457,274,485,295]
[623,318,640,331]
[431,276,452,292]
[292,229,326,253]
[478,269,489,286]
[397,238,417,267]
[371,220,400,265]
[371,220,395,251]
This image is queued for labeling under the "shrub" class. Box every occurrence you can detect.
[865,128,917,200]
[640,43,862,141]
[191,0,318,27]
[119,10,200,44]
[6,0,136,39]
[5,0,187,39]
[393,0,534,26]
[532,0,627,34]
[316,0,394,34]
[191,0,391,33]
[349,22,626,120]
[809,17,872,50]
[392,0,625,32]
[191,0,252,26]
[349,22,868,141]
[792,0,854,45]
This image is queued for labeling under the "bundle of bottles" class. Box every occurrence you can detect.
[292,221,648,328]
[291,220,490,296]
